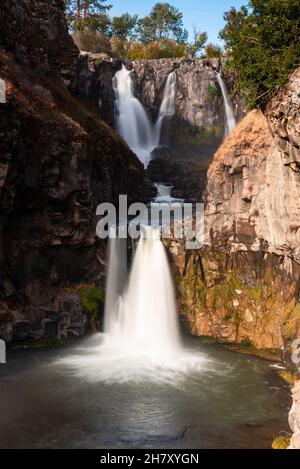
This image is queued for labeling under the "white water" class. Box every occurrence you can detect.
[216,72,236,137]
[105,226,181,353]
[114,65,176,167]
[103,229,127,334]
[57,226,213,383]
[154,183,184,204]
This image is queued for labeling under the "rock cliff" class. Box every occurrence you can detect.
[0,0,78,88]
[174,68,300,353]
[0,3,144,343]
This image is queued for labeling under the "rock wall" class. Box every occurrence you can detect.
[0,6,144,343]
[172,68,300,352]
[289,381,300,449]
[77,53,122,126]
[0,0,78,88]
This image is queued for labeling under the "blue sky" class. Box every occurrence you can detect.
[110,0,246,45]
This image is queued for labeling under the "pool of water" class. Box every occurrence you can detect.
[0,335,290,449]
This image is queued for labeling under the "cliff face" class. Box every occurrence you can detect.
[174,69,300,352]
[0,0,78,88]
[0,5,144,343]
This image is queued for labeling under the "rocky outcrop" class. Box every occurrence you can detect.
[289,381,300,449]
[173,68,300,351]
[0,0,78,88]
[0,17,144,342]
[77,52,122,126]
[265,67,300,170]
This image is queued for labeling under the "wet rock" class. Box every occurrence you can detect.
[12,320,31,341]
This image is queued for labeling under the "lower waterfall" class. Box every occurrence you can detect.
[104,226,181,353]
[57,226,212,383]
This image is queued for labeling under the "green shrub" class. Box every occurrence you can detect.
[220,0,300,108]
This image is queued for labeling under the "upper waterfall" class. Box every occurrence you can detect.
[113,65,176,167]
[215,72,237,137]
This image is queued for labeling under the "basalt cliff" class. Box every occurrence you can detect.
[0,0,144,343]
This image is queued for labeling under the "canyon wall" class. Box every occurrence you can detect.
[0,2,144,343]
[0,0,78,88]
[174,68,300,353]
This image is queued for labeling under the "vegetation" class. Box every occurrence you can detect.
[76,284,104,331]
[203,43,223,59]
[220,0,300,108]
[66,1,300,103]
[137,3,188,45]
[278,370,297,385]
[64,0,112,33]
[185,28,208,59]
[65,1,212,59]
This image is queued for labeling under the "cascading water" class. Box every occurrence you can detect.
[215,72,237,137]
[155,71,177,143]
[113,65,176,167]
[58,225,212,383]
[105,226,181,354]
[103,230,127,334]
[154,183,184,204]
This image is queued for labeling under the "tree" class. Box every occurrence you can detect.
[64,0,112,33]
[111,13,138,41]
[203,43,223,59]
[137,3,188,45]
[220,0,300,108]
[186,27,207,58]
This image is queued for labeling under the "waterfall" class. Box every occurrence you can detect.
[159,71,177,117]
[104,229,127,334]
[58,226,211,383]
[113,65,176,167]
[104,226,181,355]
[215,72,236,137]
[154,183,184,204]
